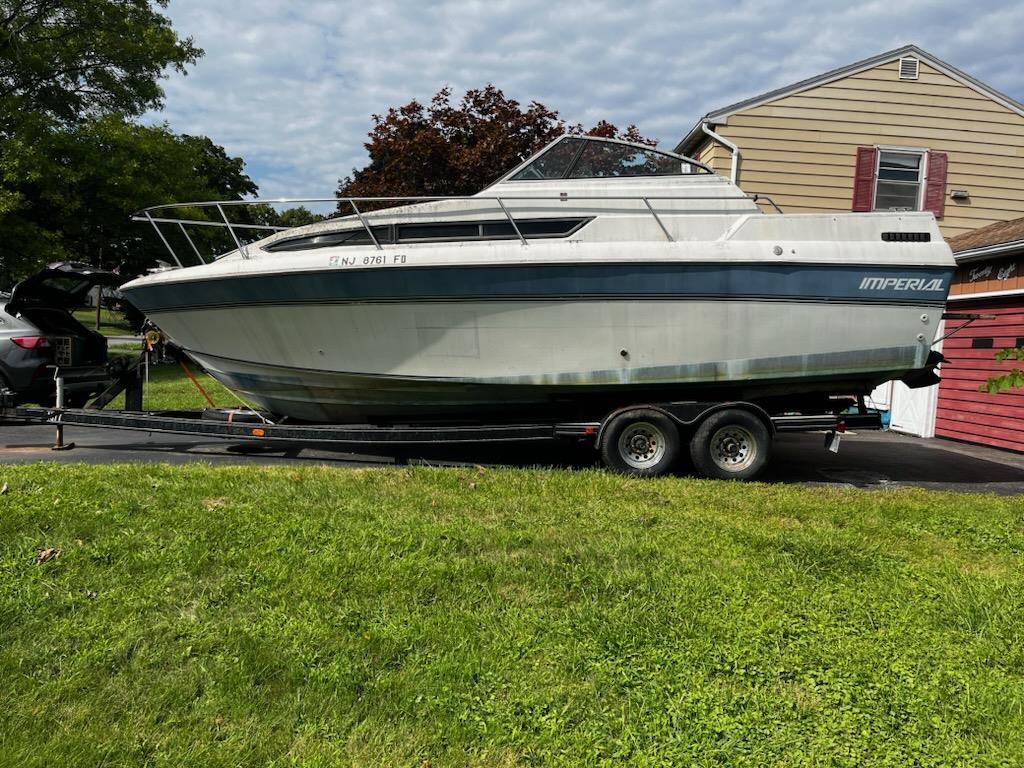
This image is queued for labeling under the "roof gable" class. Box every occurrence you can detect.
[675,45,1024,154]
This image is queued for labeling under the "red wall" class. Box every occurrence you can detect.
[936,298,1024,452]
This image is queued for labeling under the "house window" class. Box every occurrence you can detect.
[873,150,925,211]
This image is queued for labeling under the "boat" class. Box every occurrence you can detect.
[119,135,956,423]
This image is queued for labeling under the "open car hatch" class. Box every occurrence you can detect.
[5,261,125,314]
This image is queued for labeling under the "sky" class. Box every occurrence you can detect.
[147,0,1024,201]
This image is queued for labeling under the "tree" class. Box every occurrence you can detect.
[337,85,654,208]
[275,206,325,228]
[0,0,200,124]
[984,348,1024,393]
[0,1,232,284]
[0,116,257,282]
[247,204,326,230]
[61,119,258,273]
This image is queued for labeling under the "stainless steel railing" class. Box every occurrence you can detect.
[133,193,784,268]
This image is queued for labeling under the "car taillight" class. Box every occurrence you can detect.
[11,336,51,350]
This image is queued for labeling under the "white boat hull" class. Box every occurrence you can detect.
[145,297,941,422]
[121,176,956,423]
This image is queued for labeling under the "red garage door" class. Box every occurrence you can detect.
[936,298,1024,452]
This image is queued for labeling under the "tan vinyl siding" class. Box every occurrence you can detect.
[691,138,728,175]
[704,59,1024,239]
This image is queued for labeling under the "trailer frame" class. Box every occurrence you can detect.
[1,350,882,479]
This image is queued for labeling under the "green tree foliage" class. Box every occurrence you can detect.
[56,118,256,271]
[0,1,257,285]
[983,347,1024,393]
[337,85,654,207]
[0,0,200,123]
[274,206,326,228]
[247,204,326,230]
[0,115,257,281]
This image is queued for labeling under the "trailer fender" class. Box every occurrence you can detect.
[595,401,775,448]
[666,401,776,438]
[594,404,680,448]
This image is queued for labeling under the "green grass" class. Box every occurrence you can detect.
[102,355,236,412]
[72,308,134,337]
[1,465,1022,767]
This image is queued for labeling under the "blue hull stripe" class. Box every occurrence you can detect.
[123,262,954,312]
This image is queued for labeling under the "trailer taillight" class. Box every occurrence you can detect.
[11,336,51,350]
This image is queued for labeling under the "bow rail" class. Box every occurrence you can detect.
[133,193,783,268]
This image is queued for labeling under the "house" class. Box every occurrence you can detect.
[675,44,1024,241]
[938,220,1024,452]
[674,44,1024,449]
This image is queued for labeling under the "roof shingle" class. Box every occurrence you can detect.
[948,216,1024,254]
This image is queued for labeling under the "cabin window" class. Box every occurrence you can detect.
[479,218,590,238]
[265,226,392,251]
[398,223,480,240]
[508,136,707,181]
[510,138,585,181]
[265,218,591,252]
[569,142,689,178]
[873,150,925,211]
[399,218,590,241]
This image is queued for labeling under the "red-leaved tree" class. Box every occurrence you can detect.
[336,85,653,209]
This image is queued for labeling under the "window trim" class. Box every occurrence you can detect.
[264,217,594,252]
[398,217,592,244]
[873,144,928,212]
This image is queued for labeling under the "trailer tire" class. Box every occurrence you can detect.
[689,408,771,481]
[600,408,680,477]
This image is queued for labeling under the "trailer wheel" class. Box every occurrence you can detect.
[600,409,680,477]
[689,409,771,481]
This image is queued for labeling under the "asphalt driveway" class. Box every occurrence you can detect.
[1,419,1023,495]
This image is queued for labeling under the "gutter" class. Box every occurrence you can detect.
[701,122,741,186]
[947,286,1024,301]
[952,238,1024,264]
[673,117,711,155]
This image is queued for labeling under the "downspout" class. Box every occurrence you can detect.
[701,122,741,186]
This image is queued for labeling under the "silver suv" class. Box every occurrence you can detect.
[1,262,124,407]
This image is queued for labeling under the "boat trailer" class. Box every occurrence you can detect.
[0,346,890,479]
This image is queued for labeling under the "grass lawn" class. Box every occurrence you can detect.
[100,348,235,412]
[1,465,1022,767]
[72,308,135,337]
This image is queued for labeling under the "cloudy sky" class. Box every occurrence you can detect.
[148,0,1024,200]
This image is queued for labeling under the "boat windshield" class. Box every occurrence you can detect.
[509,137,708,181]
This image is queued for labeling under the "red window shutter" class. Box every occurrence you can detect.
[924,151,948,218]
[851,146,877,211]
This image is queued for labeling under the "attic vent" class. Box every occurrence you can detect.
[898,57,920,80]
